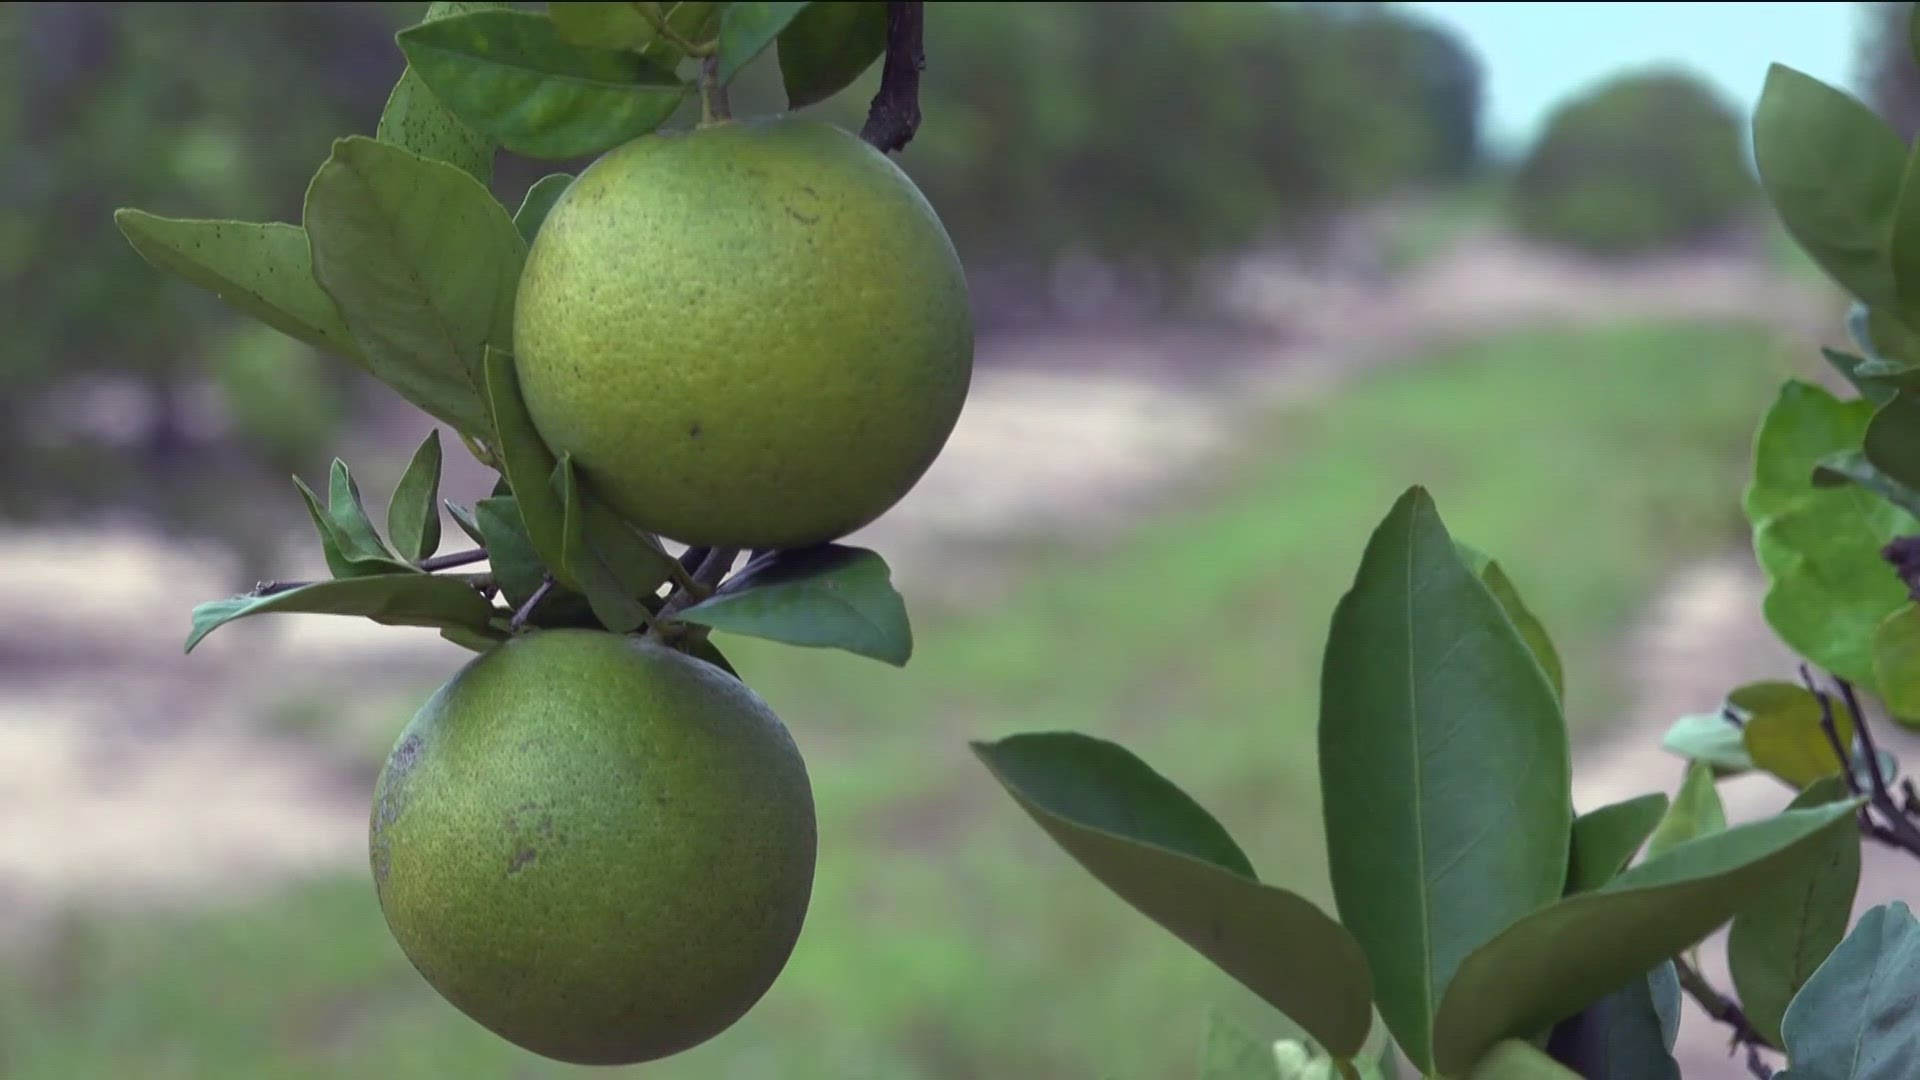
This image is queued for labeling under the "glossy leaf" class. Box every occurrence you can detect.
[718,1,811,83]
[1198,1011,1282,1080]
[484,346,573,589]
[398,9,689,161]
[974,733,1375,1058]
[1428,799,1860,1075]
[778,1,887,108]
[1320,487,1569,1071]
[513,173,573,244]
[1874,604,1920,724]
[377,0,506,183]
[1777,902,1920,1079]
[1459,545,1564,702]
[186,574,495,653]
[1728,776,1861,1049]
[556,455,652,633]
[1810,450,1920,519]
[113,213,359,361]
[1753,64,1906,309]
[1566,793,1670,894]
[1643,761,1726,862]
[387,430,445,564]
[1468,1039,1582,1079]
[305,137,525,440]
[676,545,913,666]
[1864,392,1920,491]
[1660,712,1755,773]
[1737,681,1853,788]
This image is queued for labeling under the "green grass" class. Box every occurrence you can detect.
[0,320,1807,1079]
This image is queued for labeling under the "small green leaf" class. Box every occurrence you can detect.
[1320,488,1570,1072]
[718,1,812,84]
[113,213,359,361]
[1753,64,1907,310]
[1468,1039,1583,1079]
[1865,392,1920,491]
[377,0,508,183]
[387,431,445,564]
[327,459,398,565]
[1825,345,1895,404]
[446,500,486,547]
[680,637,740,680]
[556,454,652,633]
[304,136,526,441]
[1458,545,1564,702]
[484,346,573,590]
[777,1,886,109]
[1643,761,1726,862]
[292,475,413,579]
[398,9,689,161]
[1810,450,1920,519]
[1777,901,1920,1078]
[676,545,913,666]
[1567,793,1670,894]
[1197,1009,1282,1080]
[1728,775,1861,1049]
[1873,603,1920,723]
[513,173,573,243]
[1736,681,1853,789]
[1428,798,1861,1075]
[1660,711,1756,773]
[441,623,510,653]
[186,574,496,653]
[475,495,600,629]
[974,733,1375,1059]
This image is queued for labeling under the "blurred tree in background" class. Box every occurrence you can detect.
[1860,1,1920,143]
[1508,69,1753,258]
[0,1,1482,541]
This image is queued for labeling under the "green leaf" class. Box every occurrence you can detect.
[1543,964,1682,1080]
[1893,146,1920,329]
[1874,603,1920,723]
[387,430,445,564]
[1777,901,1920,1078]
[777,1,887,109]
[1642,761,1726,862]
[1458,545,1564,702]
[1197,1010,1282,1080]
[577,488,677,600]
[1736,681,1853,789]
[1661,712,1756,774]
[1728,775,1861,1049]
[397,9,689,161]
[186,574,496,654]
[556,454,652,633]
[1753,64,1907,310]
[1827,343,1895,405]
[1567,793,1670,894]
[377,0,508,183]
[1467,1039,1583,1080]
[447,500,486,547]
[1748,381,1880,525]
[513,173,573,244]
[474,496,599,629]
[680,637,740,680]
[1428,798,1861,1075]
[441,623,509,653]
[973,733,1375,1058]
[676,545,913,666]
[1810,451,1920,519]
[548,1,657,49]
[1319,487,1570,1071]
[718,1,811,84]
[292,475,413,579]
[304,136,526,441]
[326,459,400,564]
[1865,392,1920,492]
[112,213,359,361]
[484,346,573,589]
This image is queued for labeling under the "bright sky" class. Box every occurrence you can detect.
[1394,2,1871,157]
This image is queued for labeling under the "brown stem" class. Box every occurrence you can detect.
[699,55,731,124]
[1672,956,1776,1078]
[657,547,739,624]
[861,1,924,153]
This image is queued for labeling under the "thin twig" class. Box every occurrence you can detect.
[509,575,555,631]
[861,1,924,153]
[1832,673,1920,854]
[418,548,489,572]
[248,549,490,598]
[1804,666,1865,801]
[637,3,714,57]
[657,547,739,623]
[1672,956,1776,1079]
[698,54,731,124]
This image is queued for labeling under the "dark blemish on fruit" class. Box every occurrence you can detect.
[508,848,538,876]
[690,423,702,439]
[786,207,819,225]
[388,733,424,782]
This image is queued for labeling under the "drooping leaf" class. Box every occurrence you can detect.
[1864,392,1920,492]
[718,1,812,83]
[1776,902,1920,1079]
[1660,712,1756,774]
[1428,799,1860,1076]
[1468,1038,1583,1079]
[327,459,398,565]
[1566,793,1670,894]
[1810,451,1920,519]
[1458,545,1564,702]
[974,733,1375,1059]
[777,1,887,109]
[304,137,525,440]
[398,9,689,161]
[1736,681,1854,789]
[1874,603,1920,724]
[513,173,573,243]
[112,213,359,361]
[556,454,652,633]
[186,574,496,653]
[676,545,913,666]
[1197,1010,1282,1080]
[387,430,445,564]
[484,346,573,589]
[1320,487,1570,1071]
[1728,775,1861,1049]
[447,500,486,547]
[1752,64,1907,310]
[377,0,507,183]
[1642,761,1726,862]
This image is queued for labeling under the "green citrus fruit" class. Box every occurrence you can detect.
[512,115,974,549]
[369,629,816,1066]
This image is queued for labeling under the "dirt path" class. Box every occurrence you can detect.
[0,222,1844,940]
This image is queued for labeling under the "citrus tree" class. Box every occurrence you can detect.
[122,0,953,1067]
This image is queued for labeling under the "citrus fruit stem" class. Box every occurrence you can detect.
[698,56,732,126]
